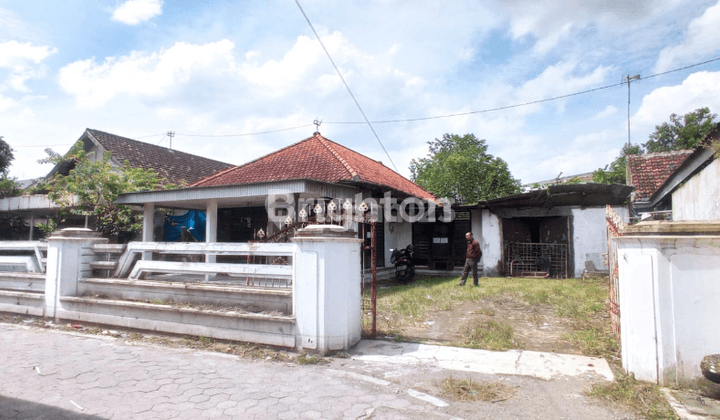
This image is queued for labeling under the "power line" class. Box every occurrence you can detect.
[176,124,314,138]
[294,0,399,173]
[12,143,72,148]
[324,56,720,125]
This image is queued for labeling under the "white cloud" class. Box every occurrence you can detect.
[655,1,720,72]
[0,41,55,68]
[633,71,720,138]
[0,41,55,92]
[112,0,163,25]
[594,105,618,120]
[58,40,237,108]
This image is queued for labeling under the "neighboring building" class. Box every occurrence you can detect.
[465,183,633,278]
[626,150,693,215]
[648,122,720,221]
[0,129,234,239]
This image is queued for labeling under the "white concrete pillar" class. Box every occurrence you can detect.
[142,203,154,260]
[292,225,363,354]
[45,228,108,320]
[481,209,502,276]
[206,200,218,260]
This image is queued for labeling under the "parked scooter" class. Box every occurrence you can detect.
[390,244,415,284]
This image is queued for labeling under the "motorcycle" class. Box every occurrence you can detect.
[390,244,415,284]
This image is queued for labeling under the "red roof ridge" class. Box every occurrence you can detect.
[190,164,239,187]
[315,134,359,180]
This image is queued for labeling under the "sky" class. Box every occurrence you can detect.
[2,0,720,185]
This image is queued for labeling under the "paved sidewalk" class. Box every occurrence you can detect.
[0,323,633,419]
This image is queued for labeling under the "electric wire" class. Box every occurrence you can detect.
[294,0,399,173]
[176,124,314,137]
[325,56,720,125]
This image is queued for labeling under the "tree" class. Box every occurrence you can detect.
[409,133,521,204]
[644,107,718,152]
[40,142,170,237]
[592,143,642,185]
[0,136,15,176]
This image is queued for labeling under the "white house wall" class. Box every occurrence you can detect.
[481,209,502,276]
[672,158,720,221]
[571,206,628,277]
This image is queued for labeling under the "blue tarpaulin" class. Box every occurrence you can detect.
[164,210,206,242]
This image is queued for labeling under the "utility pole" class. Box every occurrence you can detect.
[623,74,640,146]
[167,131,175,149]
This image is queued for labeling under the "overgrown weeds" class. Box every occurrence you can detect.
[588,373,679,420]
[458,320,520,351]
[439,375,516,402]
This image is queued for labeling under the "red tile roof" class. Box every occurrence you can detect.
[627,150,693,201]
[192,133,435,200]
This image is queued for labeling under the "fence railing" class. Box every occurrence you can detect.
[0,241,47,273]
[90,242,294,287]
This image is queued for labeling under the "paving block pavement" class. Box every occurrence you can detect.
[0,323,635,419]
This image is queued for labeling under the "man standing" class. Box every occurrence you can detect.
[459,232,482,286]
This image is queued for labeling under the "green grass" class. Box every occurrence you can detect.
[368,275,611,348]
[459,320,520,351]
[589,373,679,420]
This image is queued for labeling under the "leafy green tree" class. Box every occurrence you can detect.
[0,136,14,176]
[41,142,169,237]
[409,133,521,203]
[592,143,642,185]
[644,107,717,152]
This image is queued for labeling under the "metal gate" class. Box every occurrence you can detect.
[605,205,624,340]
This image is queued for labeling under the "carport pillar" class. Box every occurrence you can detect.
[205,200,218,280]
[292,225,362,355]
[142,203,154,260]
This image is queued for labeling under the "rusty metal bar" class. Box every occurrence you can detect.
[371,221,377,339]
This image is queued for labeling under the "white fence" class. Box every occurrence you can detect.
[0,226,363,354]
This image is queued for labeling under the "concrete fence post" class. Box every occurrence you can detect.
[45,228,108,321]
[292,225,363,354]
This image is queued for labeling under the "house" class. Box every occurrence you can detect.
[464,183,633,278]
[116,132,444,268]
[0,129,234,239]
[647,122,720,220]
[625,149,693,216]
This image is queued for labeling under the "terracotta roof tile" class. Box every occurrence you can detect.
[627,150,693,201]
[86,129,234,185]
[192,133,435,200]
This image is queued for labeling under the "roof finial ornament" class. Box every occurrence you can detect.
[313,119,322,135]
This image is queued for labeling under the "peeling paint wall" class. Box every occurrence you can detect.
[673,159,720,221]
[571,206,628,278]
[481,210,502,276]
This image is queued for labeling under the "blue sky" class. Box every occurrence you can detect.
[2,0,720,184]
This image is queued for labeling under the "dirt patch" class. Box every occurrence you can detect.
[405,295,581,354]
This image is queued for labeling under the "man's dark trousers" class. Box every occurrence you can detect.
[459,257,480,286]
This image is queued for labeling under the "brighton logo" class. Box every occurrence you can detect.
[265,191,455,228]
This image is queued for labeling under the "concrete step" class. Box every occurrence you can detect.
[0,273,46,292]
[58,296,296,348]
[0,290,45,317]
[78,278,292,315]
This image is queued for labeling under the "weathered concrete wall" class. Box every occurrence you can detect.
[617,232,720,385]
[571,206,628,278]
[481,210,502,276]
[673,158,720,221]
[384,219,412,268]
